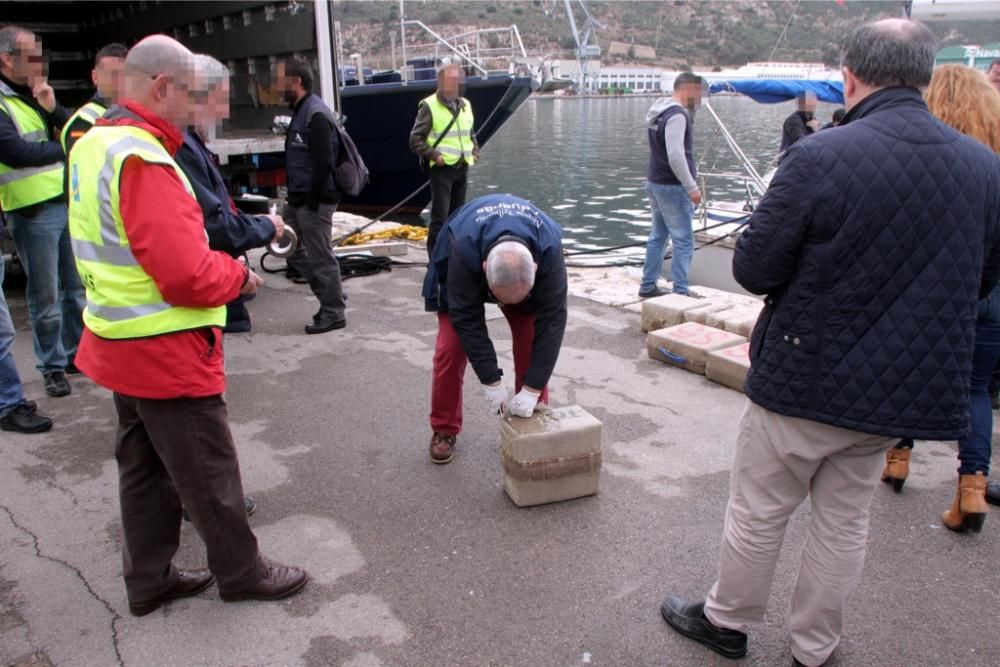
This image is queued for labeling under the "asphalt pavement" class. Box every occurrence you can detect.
[1,250,998,667]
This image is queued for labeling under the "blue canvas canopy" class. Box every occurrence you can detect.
[708,79,844,104]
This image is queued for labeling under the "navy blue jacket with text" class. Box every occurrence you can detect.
[734,87,1000,440]
[422,194,568,389]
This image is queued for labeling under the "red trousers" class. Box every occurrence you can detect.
[430,310,550,434]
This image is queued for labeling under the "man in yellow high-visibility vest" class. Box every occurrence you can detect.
[60,42,127,159]
[68,34,307,616]
[0,25,84,399]
[409,63,479,254]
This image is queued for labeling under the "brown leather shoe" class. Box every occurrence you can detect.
[219,564,308,602]
[942,472,989,533]
[429,432,456,464]
[128,568,215,616]
[880,447,911,493]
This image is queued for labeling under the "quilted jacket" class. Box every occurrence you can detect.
[734,87,1000,440]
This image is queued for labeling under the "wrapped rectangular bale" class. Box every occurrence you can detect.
[683,302,736,325]
[706,342,752,391]
[500,405,602,507]
[706,305,763,338]
[641,293,708,332]
[647,322,747,374]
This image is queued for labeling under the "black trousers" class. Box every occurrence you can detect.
[284,202,346,324]
[114,392,266,603]
[427,164,469,256]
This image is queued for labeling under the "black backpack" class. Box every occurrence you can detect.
[327,113,369,197]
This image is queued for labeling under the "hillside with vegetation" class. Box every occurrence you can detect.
[331,0,1000,70]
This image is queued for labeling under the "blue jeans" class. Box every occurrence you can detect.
[641,181,694,295]
[0,254,26,417]
[958,285,1000,475]
[6,201,85,373]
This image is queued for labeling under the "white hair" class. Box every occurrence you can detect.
[194,54,229,90]
[485,241,535,291]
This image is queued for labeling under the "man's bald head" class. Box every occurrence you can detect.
[123,35,196,128]
[484,240,536,306]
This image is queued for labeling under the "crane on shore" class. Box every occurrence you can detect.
[561,0,602,92]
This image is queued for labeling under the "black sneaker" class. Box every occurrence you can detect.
[638,286,669,299]
[304,319,346,335]
[43,371,71,398]
[65,361,82,375]
[660,594,748,660]
[0,402,54,434]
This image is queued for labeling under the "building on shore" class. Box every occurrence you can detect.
[934,43,1000,70]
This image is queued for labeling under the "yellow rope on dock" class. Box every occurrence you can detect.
[341,225,428,245]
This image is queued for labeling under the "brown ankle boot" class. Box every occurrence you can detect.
[941,472,988,533]
[880,448,911,493]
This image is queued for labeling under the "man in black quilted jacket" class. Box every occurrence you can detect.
[661,19,1000,667]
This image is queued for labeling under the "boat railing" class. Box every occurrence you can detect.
[695,171,760,232]
[399,18,528,80]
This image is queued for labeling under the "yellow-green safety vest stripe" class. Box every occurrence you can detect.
[68,124,225,339]
[421,94,475,168]
[0,82,64,211]
[59,101,107,153]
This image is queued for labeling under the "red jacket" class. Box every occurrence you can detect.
[75,101,247,399]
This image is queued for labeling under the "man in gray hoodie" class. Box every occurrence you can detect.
[639,72,703,298]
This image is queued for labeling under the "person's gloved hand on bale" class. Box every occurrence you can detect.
[484,380,512,414]
[508,387,541,418]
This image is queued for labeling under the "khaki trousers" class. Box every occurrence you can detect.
[704,401,895,667]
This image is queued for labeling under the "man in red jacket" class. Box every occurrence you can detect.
[69,35,307,616]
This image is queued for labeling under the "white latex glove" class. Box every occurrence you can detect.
[483,381,512,414]
[507,388,540,418]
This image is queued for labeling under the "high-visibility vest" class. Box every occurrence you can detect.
[421,94,475,168]
[67,123,226,339]
[0,81,64,211]
[59,100,107,153]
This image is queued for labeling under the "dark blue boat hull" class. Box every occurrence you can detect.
[337,76,534,214]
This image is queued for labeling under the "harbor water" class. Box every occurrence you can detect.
[465,95,841,257]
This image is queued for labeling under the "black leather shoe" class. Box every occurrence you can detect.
[638,286,669,299]
[219,564,308,602]
[43,371,71,397]
[65,361,82,375]
[304,319,346,334]
[987,480,1000,507]
[0,402,53,434]
[128,569,215,616]
[661,594,747,660]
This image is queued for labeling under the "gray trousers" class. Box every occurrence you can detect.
[284,203,346,323]
[704,401,895,667]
